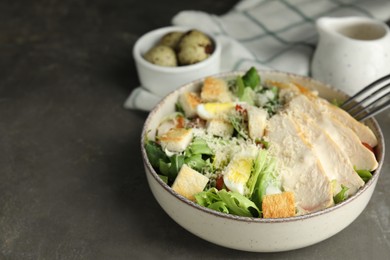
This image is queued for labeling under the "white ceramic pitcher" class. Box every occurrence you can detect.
[311,16,390,95]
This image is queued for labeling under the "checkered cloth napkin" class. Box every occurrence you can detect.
[125,0,390,111]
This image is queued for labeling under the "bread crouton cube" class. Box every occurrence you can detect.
[159,128,193,152]
[172,164,209,201]
[247,106,268,140]
[206,119,234,138]
[262,191,295,218]
[179,92,201,118]
[201,77,232,103]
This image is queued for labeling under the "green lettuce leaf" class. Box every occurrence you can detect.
[248,150,280,209]
[195,188,220,206]
[235,67,261,104]
[184,154,208,172]
[247,149,268,196]
[195,188,261,217]
[242,67,260,89]
[334,185,349,204]
[168,154,184,181]
[218,189,260,217]
[186,137,213,156]
[145,140,169,168]
[229,114,249,139]
[208,201,229,214]
[236,76,245,97]
[158,174,168,184]
[158,154,185,183]
[158,159,171,176]
[240,87,256,105]
[355,169,372,183]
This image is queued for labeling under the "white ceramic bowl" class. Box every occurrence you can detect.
[140,70,385,252]
[133,26,221,97]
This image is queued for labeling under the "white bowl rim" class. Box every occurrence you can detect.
[133,26,222,73]
[141,69,385,224]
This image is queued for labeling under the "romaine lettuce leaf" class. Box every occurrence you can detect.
[355,169,372,183]
[247,149,268,196]
[186,137,213,156]
[155,153,185,183]
[248,149,280,209]
[240,87,256,105]
[195,188,261,217]
[208,201,229,214]
[242,67,260,89]
[334,185,349,204]
[145,140,169,168]
[185,154,209,172]
[235,67,260,105]
[236,76,245,97]
[218,189,260,217]
[158,174,168,184]
[229,113,249,139]
[145,136,215,184]
[195,187,220,206]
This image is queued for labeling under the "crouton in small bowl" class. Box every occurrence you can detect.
[140,69,385,252]
[133,26,221,97]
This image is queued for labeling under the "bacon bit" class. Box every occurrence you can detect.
[176,116,185,128]
[235,104,244,112]
[215,176,224,190]
[235,104,247,117]
[362,142,375,154]
[255,139,263,147]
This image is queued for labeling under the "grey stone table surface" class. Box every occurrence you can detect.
[0,0,389,259]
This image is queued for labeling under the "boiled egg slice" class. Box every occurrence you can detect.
[196,102,235,120]
[222,155,253,195]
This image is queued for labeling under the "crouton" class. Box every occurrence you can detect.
[262,191,296,218]
[201,77,232,103]
[206,118,234,138]
[172,164,209,201]
[179,91,201,118]
[247,106,268,140]
[159,128,193,152]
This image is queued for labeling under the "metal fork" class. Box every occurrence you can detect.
[340,74,390,121]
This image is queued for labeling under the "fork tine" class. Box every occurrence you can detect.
[343,83,389,113]
[340,74,390,108]
[340,73,390,121]
[357,99,390,121]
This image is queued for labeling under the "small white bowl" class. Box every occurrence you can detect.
[133,26,221,97]
[141,70,385,252]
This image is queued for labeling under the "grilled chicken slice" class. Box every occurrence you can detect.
[265,114,334,215]
[293,114,365,195]
[327,117,378,171]
[312,98,378,148]
[274,81,378,148]
[286,94,378,171]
